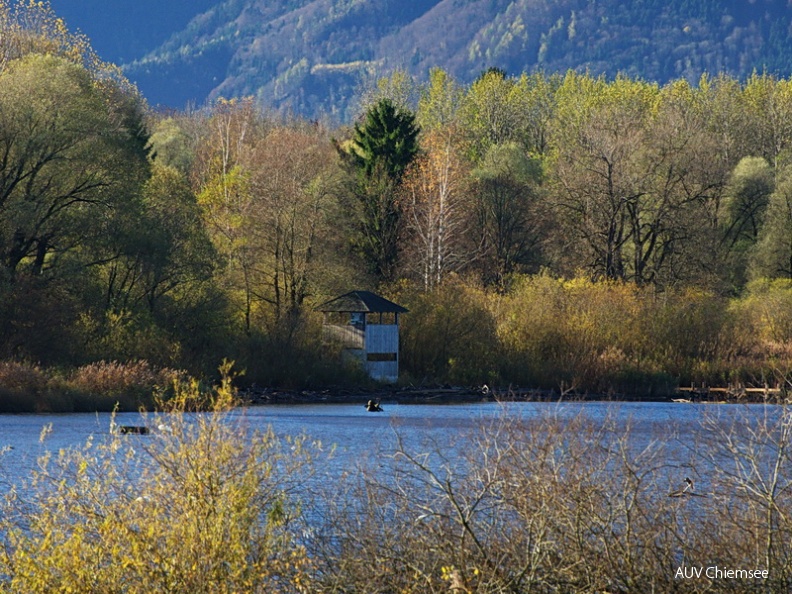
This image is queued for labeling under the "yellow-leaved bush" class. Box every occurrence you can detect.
[0,366,315,593]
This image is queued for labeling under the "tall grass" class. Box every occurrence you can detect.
[0,361,51,413]
[0,360,185,413]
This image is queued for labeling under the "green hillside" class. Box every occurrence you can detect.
[122,0,792,119]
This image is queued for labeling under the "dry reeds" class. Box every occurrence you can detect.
[0,359,186,412]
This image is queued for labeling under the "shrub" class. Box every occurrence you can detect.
[314,406,792,592]
[0,371,315,593]
[396,278,500,385]
[497,275,736,394]
[724,279,792,386]
[237,310,373,388]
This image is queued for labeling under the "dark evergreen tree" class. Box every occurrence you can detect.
[350,98,419,180]
[344,99,420,281]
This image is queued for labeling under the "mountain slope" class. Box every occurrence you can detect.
[48,0,219,64]
[118,0,792,119]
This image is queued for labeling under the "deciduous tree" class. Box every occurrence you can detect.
[399,130,472,290]
[460,68,530,161]
[550,74,657,281]
[0,53,148,279]
[471,142,546,287]
[193,98,265,334]
[104,164,215,316]
[719,156,774,288]
[750,166,792,280]
[245,125,341,321]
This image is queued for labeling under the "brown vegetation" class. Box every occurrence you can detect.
[307,406,792,593]
[0,360,184,413]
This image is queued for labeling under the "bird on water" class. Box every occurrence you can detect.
[669,477,706,497]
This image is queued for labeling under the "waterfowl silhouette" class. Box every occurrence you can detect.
[365,400,383,412]
[669,477,706,497]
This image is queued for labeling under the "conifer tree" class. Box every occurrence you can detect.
[343,98,420,281]
[350,98,419,180]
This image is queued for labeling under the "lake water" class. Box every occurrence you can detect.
[0,400,782,494]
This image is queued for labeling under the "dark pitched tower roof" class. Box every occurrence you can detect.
[316,290,408,313]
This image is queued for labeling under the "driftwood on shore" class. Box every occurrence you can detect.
[676,385,788,404]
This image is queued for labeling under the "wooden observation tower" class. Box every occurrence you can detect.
[317,290,407,383]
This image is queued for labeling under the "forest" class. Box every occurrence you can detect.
[3,1,792,410]
[123,0,792,118]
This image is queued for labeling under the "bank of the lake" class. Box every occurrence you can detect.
[240,383,790,406]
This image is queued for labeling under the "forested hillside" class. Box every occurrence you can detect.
[5,1,792,411]
[119,0,792,118]
[48,0,217,64]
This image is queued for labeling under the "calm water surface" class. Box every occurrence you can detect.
[0,401,782,490]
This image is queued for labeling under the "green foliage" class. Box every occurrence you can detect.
[343,99,420,280]
[0,0,107,75]
[471,143,546,286]
[147,116,196,173]
[460,69,530,161]
[417,67,462,132]
[235,311,372,389]
[751,165,792,280]
[0,53,148,278]
[721,156,775,289]
[136,164,216,313]
[0,275,89,365]
[723,156,774,247]
[350,98,420,180]
[358,68,419,115]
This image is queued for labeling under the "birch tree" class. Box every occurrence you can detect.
[400,131,471,290]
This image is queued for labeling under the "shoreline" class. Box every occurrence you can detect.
[240,385,791,406]
[242,386,668,406]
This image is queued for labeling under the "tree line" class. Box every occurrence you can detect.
[2,1,792,401]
